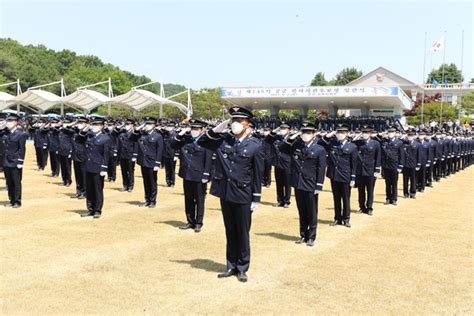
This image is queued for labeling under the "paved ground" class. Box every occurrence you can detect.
[1,142,473,314]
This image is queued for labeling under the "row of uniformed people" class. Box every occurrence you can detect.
[2,109,473,283]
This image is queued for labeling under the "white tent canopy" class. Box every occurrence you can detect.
[112,88,192,116]
[62,89,111,112]
[13,89,63,112]
[0,91,16,110]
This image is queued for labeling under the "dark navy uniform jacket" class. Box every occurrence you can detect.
[443,139,453,158]
[428,139,437,164]
[30,127,48,149]
[353,138,381,176]
[452,140,461,157]
[76,131,110,173]
[264,133,292,170]
[130,130,164,169]
[418,139,430,165]
[402,139,421,169]
[105,128,120,160]
[319,136,358,184]
[58,127,75,157]
[435,138,445,160]
[2,127,27,168]
[159,130,177,159]
[279,138,326,192]
[377,137,405,170]
[48,128,60,152]
[118,129,138,160]
[198,129,264,204]
[72,130,87,163]
[171,134,213,182]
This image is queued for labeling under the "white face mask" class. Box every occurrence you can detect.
[301,133,313,143]
[190,130,201,138]
[446,136,452,140]
[408,136,415,141]
[144,124,154,132]
[62,123,68,128]
[278,129,289,136]
[91,125,102,133]
[362,133,370,140]
[125,124,133,131]
[77,123,85,130]
[107,126,114,131]
[263,131,270,136]
[419,135,425,140]
[166,127,173,132]
[388,132,395,138]
[6,122,16,130]
[336,133,347,141]
[231,122,244,135]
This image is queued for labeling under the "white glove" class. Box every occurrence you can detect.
[17,164,23,169]
[415,167,420,171]
[42,146,47,149]
[426,164,429,167]
[99,171,107,177]
[131,158,137,162]
[350,180,355,187]
[397,168,402,173]
[289,132,301,140]
[68,154,71,159]
[314,190,321,194]
[250,202,259,211]
[178,127,190,136]
[173,156,179,161]
[153,166,159,171]
[201,178,209,183]
[327,131,337,137]
[374,172,380,178]
[113,153,117,157]
[272,127,280,134]
[212,119,231,133]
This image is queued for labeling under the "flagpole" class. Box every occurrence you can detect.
[440,30,447,124]
[421,32,427,126]
[458,29,464,120]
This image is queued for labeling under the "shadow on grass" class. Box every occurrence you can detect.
[170,259,226,273]
[259,201,276,207]
[124,200,143,206]
[155,220,187,228]
[65,209,87,215]
[255,232,295,241]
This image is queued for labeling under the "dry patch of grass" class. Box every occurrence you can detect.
[1,143,472,314]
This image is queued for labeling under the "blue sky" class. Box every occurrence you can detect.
[0,0,472,89]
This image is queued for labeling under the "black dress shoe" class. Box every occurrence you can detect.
[384,199,391,205]
[329,220,341,226]
[70,194,79,199]
[404,194,409,199]
[344,221,351,228]
[218,269,237,278]
[283,203,290,208]
[367,210,373,216]
[78,195,86,199]
[237,272,248,282]
[357,209,366,214]
[65,182,72,187]
[139,202,150,208]
[12,203,21,208]
[392,200,398,205]
[295,237,306,244]
[80,212,94,217]
[127,187,133,192]
[148,203,156,208]
[179,224,193,230]
[273,202,284,207]
[93,212,101,219]
[306,240,315,247]
[409,195,416,199]
[194,227,202,233]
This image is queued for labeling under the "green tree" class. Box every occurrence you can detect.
[310,72,328,86]
[406,102,459,125]
[333,67,362,85]
[426,63,463,84]
[459,92,474,116]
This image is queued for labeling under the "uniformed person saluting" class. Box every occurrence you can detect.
[353,126,381,216]
[130,117,164,208]
[58,118,75,187]
[1,113,27,208]
[118,119,138,192]
[77,117,110,218]
[319,124,357,227]
[265,122,292,208]
[279,122,326,246]
[198,107,264,282]
[171,119,213,233]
